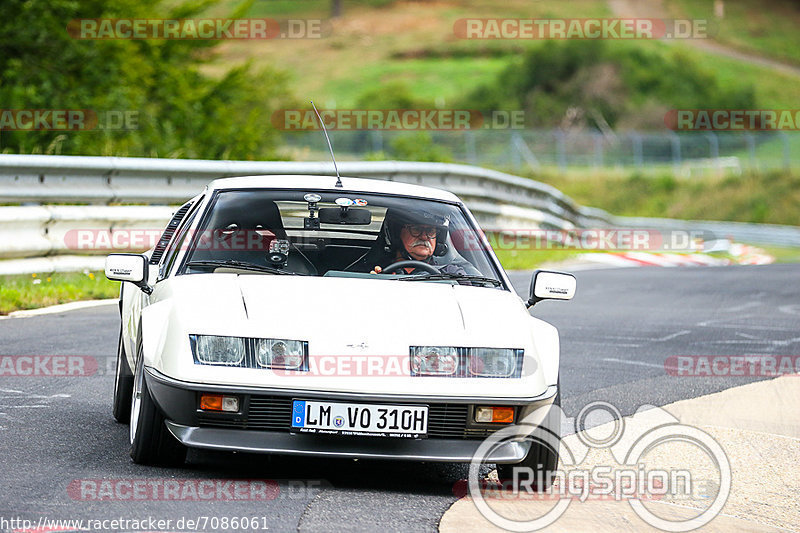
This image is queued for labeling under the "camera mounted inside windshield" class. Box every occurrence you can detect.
[269,239,290,267]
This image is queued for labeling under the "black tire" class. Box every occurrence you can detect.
[129,332,187,466]
[112,327,133,423]
[497,380,561,491]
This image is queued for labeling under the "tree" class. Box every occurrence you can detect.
[0,0,295,159]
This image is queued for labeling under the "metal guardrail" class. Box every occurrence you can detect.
[0,154,798,274]
[0,154,606,227]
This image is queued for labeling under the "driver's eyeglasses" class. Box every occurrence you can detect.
[404,224,438,239]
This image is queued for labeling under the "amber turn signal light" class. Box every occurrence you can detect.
[200,394,239,412]
[474,406,515,423]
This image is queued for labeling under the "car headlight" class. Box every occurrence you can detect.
[193,335,245,365]
[190,335,308,370]
[255,338,305,370]
[410,346,523,377]
[410,346,459,376]
[468,348,520,377]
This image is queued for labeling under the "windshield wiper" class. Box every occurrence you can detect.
[186,260,296,275]
[398,273,502,287]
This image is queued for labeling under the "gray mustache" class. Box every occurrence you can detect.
[411,240,433,249]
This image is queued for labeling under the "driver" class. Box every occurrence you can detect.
[364,208,472,275]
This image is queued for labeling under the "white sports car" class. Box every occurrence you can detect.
[105,174,575,477]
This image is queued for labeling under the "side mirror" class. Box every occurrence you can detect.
[528,269,576,308]
[105,253,152,294]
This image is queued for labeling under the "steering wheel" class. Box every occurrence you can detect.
[382,260,440,274]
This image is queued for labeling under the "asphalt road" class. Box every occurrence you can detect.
[0,264,798,532]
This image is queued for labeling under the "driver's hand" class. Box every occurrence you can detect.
[370,266,382,275]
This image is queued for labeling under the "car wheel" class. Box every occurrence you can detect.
[496,380,561,491]
[112,327,133,423]
[129,332,187,466]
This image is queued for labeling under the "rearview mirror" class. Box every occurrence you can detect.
[105,253,151,294]
[318,207,372,225]
[528,269,576,307]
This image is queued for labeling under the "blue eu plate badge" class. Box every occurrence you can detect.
[292,400,306,428]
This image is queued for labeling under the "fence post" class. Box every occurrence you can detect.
[555,130,566,171]
[705,132,719,173]
[745,133,756,171]
[593,132,604,168]
[781,132,791,172]
[511,132,541,171]
[631,132,643,167]
[510,132,521,171]
[370,130,383,153]
[669,132,681,174]
[465,131,478,165]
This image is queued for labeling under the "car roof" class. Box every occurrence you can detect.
[205,174,462,203]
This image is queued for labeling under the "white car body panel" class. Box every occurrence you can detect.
[135,274,558,398]
[112,174,571,463]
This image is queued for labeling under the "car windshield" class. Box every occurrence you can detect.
[178,189,503,287]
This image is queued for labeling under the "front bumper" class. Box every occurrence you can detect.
[146,368,558,463]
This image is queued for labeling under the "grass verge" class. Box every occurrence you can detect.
[757,245,800,264]
[0,271,119,315]
[528,169,800,226]
[666,0,800,66]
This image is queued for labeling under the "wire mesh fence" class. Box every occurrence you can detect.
[281,129,799,175]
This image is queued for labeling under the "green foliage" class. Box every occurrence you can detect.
[388,132,452,162]
[532,169,800,226]
[0,0,295,159]
[461,40,757,130]
[355,81,430,109]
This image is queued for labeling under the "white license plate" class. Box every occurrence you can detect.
[291,400,428,438]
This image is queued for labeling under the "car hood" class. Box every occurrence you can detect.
[167,273,533,349]
[149,273,550,397]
